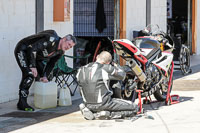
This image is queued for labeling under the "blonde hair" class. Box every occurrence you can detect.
[96,51,112,64]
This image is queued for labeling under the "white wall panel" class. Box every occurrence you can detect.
[0,0,35,103]
[126,0,146,40]
[151,0,167,32]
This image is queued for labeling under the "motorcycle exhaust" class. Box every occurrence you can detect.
[128,60,146,82]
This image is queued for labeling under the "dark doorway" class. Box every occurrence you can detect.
[167,0,192,49]
[73,0,115,67]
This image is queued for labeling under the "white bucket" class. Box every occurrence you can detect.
[34,81,57,109]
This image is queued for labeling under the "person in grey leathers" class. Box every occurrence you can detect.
[76,51,138,120]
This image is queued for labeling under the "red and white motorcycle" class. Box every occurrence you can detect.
[112,24,174,103]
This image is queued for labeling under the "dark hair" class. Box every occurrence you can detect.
[65,34,77,44]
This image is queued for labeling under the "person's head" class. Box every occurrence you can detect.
[58,34,76,51]
[96,51,112,64]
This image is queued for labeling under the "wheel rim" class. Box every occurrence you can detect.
[179,46,190,74]
[124,83,133,98]
[160,65,172,97]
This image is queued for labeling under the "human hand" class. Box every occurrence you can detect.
[111,61,118,67]
[40,77,49,83]
[30,68,38,77]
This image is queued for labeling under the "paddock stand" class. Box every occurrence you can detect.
[135,89,144,114]
[165,62,180,105]
[143,62,180,106]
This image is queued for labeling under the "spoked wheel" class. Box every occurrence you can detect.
[154,64,173,101]
[121,69,137,101]
[179,44,192,75]
[122,82,134,101]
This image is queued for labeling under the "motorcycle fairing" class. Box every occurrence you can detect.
[113,39,141,56]
[140,48,152,56]
[113,39,148,66]
[112,38,173,73]
[141,47,173,73]
[152,51,173,72]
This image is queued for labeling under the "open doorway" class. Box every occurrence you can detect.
[167,0,193,53]
[73,0,115,68]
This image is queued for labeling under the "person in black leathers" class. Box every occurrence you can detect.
[76,51,138,120]
[14,30,76,111]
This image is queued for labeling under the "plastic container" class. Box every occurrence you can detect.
[58,84,72,106]
[34,81,57,109]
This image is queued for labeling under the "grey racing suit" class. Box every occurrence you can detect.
[76,62,138,118]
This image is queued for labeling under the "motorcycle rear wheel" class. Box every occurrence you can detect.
[122,85,134,101]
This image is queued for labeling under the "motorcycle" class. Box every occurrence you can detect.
[112,24,174,102]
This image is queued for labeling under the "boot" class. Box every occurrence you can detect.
[79,103,94,120]
[17,89,34,111]
[110,109,139,119]
[97,111,111,120]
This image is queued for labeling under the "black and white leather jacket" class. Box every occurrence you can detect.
[76,62,126,104]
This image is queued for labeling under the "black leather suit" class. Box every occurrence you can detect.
[76,62,138,118]
[14,30,63,104]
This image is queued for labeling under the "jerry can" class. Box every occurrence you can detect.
[34,81,57,109]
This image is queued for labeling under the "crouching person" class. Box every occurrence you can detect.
[76,51,139,120]
[14,30,76,111]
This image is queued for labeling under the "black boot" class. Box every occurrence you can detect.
[17,89,34,111]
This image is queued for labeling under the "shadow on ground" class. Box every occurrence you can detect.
[0,65,198,132]
[0,99,82,132]
[0,96,194,132]
[142,96,193,112]
[174,64,200,80]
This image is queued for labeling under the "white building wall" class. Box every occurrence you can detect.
[44,0,74,68]
[0,0,35,103]
[126,0,167,40]
[196,0,200,55]
[0,0,74,103]
[126,0,146,40]
[151,0,167,32]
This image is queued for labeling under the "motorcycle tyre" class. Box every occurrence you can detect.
[153,82,173,101]
[153,68,173,101]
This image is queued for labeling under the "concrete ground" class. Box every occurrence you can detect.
[0,55,200,133]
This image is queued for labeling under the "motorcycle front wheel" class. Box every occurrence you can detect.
[153,64,173,101]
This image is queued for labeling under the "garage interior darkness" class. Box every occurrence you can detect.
[73,0,115,67]
[167,0,193,53]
